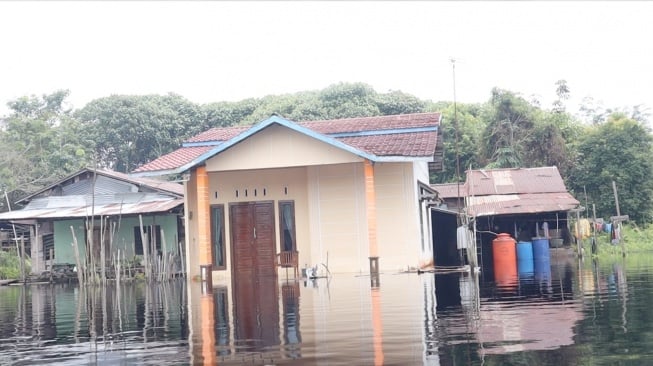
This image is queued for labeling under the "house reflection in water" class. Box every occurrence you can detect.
[188,277,302,364]
[425,258,586,363]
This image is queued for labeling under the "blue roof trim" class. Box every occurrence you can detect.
[182,140,223,148]
[327,125,438,138]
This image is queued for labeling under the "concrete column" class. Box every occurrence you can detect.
[364,160,379,277]
[196,166,212,281]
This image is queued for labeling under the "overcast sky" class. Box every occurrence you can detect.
[1,1,651,117]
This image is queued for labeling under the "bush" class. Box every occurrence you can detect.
[0,250,21,279]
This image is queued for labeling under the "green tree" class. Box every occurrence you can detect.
[318,82,381,119]
[480,88,537,168]
[375,90,425,115]
[0,90,88,211]
[569,113,653,223]
[429,101,484,184]
[76,93,202,172]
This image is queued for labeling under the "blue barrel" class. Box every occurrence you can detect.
[532,237,550,262]
[518,258,534,275]
[516,241,533,262]
[534,257,551,283]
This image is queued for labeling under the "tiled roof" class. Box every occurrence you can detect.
[338,131,436,156]
[134,146,214,174]
[186,126,249,143]
[134,113,441,174]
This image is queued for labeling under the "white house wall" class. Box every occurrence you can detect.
[307,162,422,274]
[375,162,422,272]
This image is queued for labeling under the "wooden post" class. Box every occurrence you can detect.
[592,204,598,255]
[612,181,621,217]
[576,210,582,258]
[49,248,54,283]
[20,236,26,283]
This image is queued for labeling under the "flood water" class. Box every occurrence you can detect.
[1,251,653,365]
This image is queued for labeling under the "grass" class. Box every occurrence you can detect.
[0,249,29,279]
[583,223,653,259]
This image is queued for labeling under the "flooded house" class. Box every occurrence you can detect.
[0,168,185,277]
[432,166,581,271]
[132,113,444,282]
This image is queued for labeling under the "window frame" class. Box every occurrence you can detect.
[278,200,296,252]
[211,204,227,270]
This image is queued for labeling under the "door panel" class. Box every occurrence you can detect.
[230,201,276,278]
[254,202,276,277]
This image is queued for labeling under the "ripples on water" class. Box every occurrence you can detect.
[1,253,653,365]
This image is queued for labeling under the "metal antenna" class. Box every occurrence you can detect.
[451,58,462,211]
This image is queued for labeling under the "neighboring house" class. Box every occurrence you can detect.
[0,168,185,275]
[132,113,443,282]
[432,166,580,268]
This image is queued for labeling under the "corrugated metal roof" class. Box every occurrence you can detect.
[19,168,183,203]
[466,192,580,217]
[431,183,467,199]
[0,196,183,220]
[431,167,580,216]
[466,167,567,195]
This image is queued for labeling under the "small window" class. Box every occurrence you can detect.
[134,225,162,256]
[279,201,296,252]
[211,205,226,270]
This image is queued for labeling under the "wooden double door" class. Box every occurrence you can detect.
[229,201,280,348]
[229,201,277,278]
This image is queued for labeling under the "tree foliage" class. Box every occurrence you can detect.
[568,114,653,223]
[0,90,88,211]
[429,101,484,184]
[2,82,653,223]
[76,93,202,172]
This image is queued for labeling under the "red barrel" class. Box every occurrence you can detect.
[493,233,517,286]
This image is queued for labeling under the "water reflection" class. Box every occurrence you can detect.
[2,253,653,365]
[0,280,189,365]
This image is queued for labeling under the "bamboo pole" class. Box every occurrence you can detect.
[20,236,26,283]
[5,191,23,280]
[100,216,106,284]
[71,226,84,285]
[138,215,151,282]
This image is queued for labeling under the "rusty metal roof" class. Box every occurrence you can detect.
[431,183,467,199]
[466,167,567,195]
[0,194,183,221]
[466,192,580,217]
[431,167,580,216]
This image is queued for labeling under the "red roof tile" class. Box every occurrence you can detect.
[134,113,441,174]
[186,126,249,143]
[134,146,213,173]
[339,131,437,157]
[300,112,441,134]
